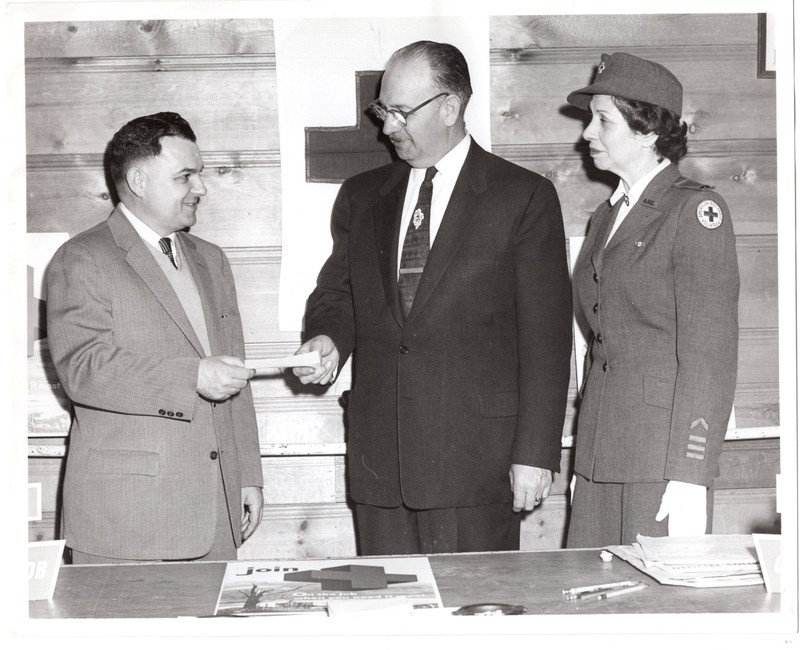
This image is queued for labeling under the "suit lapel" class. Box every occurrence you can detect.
[108,207,206,357]
[374,163,411,328]
[605,164,681,252]
[589,201,617,277]
[404,141,487,323]
[178,233,221,356]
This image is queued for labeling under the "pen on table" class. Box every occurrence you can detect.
[576,582,641,600]
[562,580,638,597]
[594,583,648,600]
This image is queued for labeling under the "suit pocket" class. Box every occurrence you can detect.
[86,449,159,476]
[479,391,518,418]
[642,374,674,410]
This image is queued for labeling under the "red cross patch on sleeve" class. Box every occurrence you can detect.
[697,200,724,229]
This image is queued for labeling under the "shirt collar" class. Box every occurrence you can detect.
[610,159,671,206]
[410,133,471,183]
[119,202,175,250]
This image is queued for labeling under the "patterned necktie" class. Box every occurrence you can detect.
[158,237,178,269]
[398,166,437,318]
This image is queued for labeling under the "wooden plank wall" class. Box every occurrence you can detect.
[26,14,780,560]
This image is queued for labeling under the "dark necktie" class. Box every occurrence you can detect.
[398,166,437,318]
[158,237,178,269]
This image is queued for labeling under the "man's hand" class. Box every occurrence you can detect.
[292,335,340,385]
[509,464,553,512]
[197,356,254,402]
[241,486,264,542]
[655,480,707,536]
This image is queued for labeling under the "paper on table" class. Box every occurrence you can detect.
[213,556,443,617]
[605,534,764,588]
[326,598,415,616]
[635,534,759,567]
[753,534,782,593]
[244,351,321,374]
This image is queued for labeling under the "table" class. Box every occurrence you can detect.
[29,549,779,618]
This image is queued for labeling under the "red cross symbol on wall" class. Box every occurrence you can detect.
[305,70,396,183]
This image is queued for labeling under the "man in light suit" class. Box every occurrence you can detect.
[294,42,572,555]
[46,112,263,563]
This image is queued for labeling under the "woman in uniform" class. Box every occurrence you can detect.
[565,52,739,547]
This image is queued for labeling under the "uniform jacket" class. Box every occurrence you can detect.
[573,163,739,487]
[304,140,573,509]
[46,206,263,559]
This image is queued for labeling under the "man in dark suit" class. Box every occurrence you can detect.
[46,112,264,563]
[294,42,572,555]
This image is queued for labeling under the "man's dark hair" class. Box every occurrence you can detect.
[108,112,196,187]
[611,97,688,164]
[389,41,473,110]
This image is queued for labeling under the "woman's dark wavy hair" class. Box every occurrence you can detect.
[611,97,688,164]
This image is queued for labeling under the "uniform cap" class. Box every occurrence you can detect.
[567,52,683,117]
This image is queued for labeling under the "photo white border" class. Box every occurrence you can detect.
[4,0,796,643]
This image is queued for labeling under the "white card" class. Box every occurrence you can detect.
[244,351,321,374]
[28,540,66,601]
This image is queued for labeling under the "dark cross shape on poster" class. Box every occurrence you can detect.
[284,564,417,591]
[305,70,397,183]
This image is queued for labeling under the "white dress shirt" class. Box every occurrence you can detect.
[119,202,181,269]
[605,158,671,247]
[396,133,472,277]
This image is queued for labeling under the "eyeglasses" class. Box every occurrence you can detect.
[368,92,449,126]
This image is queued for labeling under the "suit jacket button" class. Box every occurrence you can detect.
[210,451,218,460]
[176,412,183,418]
[158,409,166,415]
[596,333,603,343]
[593,303,599,313]
[593,272,598,282]
[602,362,609,372]
[399,345,409,354]
[167,411,174,417]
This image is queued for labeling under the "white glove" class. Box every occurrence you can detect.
[655,480,708,536]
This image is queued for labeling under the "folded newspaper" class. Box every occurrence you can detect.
[606,534,764,588]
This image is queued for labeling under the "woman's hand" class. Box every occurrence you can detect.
[655,480,707,536]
